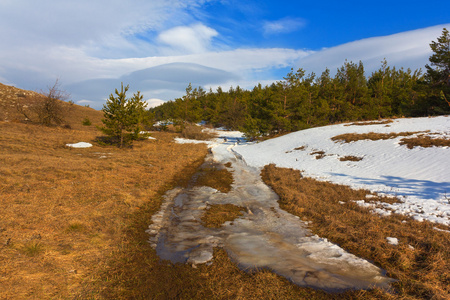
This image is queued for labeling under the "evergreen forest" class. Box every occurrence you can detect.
[150,29,450,139]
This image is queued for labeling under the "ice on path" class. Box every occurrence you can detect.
[147,130,394,292]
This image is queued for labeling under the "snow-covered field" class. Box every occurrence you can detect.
[233,116,450,226]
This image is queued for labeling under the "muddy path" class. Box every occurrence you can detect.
[147,131,394,292]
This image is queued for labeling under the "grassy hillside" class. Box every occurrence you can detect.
[1,83,448,299]
[0,82,103,130]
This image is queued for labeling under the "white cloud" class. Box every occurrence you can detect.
[0,0,177,51]
[263,17,306,35]
[157,24,219,54]
[76,99,95,105]
[1,1,448,112]
[146,98,166,108]
[296,24,450,76]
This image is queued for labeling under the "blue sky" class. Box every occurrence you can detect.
[0,0,449,109]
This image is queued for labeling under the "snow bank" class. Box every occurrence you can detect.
[234,116,450,225]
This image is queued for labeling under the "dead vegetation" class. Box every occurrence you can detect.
[0,82,102,131]
[2,83,448,299]
[261,164,450,299]
[0,119,208,298]
[286,146,307,153]
[310,150,326,159]
[201,204,246,228]
[195,162,234,193]
[155,122,217,140]
[331,131,425,143]
[179,123,217,140]
[399,135,450,149]
[1,84,332,299]
[345,120,393,126]
[339,155,363,162]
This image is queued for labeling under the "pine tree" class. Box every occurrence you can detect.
[425,28,450,111]
[426,28,450,87]
[100,83,147,147]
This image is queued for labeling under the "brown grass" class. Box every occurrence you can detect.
[331,131,425,143]
[0,82,103,130]
[286,146,307,153]
[179,123,217,140]
[399,135,450,149]
[294,146,307,150]
[195,162,234,193]
[201,204,246,228]
[261,164,450,299]
[345,120,393,126]
[0,119,208,299]
[310,150,326,159]
[339,156,363,162]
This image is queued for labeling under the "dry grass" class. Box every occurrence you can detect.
[331,131,425,143]
[399,135,450,149]
[3,84,447,298]
[294,146,307,150]
[195,162,234,193]
[339,156,363,162]
[261,164,450,300]
[0,119,208,299]
[310,150,326,159]
[0,82,103,130]
[286,146,307,153]
[201,204,246,228]
[1,87,335,299]
[345,120,393,126]
[179,123,217,140]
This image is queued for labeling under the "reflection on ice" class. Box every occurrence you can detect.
[147,131,395,292]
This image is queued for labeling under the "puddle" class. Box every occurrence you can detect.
[147,131,395,292]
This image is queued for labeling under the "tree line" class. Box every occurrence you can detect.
[150,28,450,139]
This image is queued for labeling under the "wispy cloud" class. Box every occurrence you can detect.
[295,24,450,76]
[157,24,219,54]
[263,17,306,35]
[0,1,447,110]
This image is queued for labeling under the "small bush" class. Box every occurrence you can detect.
[180,123,216,140]
[82,117,92,126]
[66,222,86,233]
[22,241,44,257]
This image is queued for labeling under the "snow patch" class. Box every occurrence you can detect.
[234,116,450,225]
[66,142,92,148]
[386,237,399,245]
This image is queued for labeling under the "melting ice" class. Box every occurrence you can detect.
[147,131,395,292]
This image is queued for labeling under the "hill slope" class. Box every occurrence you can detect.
[0,82,103,130]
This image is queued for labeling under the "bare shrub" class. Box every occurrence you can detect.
[16,80,70,126]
